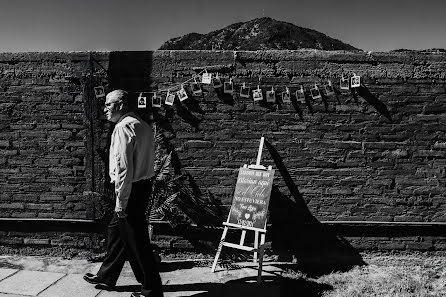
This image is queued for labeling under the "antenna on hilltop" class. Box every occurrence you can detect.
[262,8,265,17]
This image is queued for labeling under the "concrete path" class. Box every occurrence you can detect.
[0,256,282,297]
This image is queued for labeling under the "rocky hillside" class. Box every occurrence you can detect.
[159,17,359,51]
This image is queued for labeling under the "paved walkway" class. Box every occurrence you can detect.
[0,256,282,297]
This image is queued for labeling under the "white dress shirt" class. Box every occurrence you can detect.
[109,112,155,212]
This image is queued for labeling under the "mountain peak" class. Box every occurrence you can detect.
[159,17,359,51]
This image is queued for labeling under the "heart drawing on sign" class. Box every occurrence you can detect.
[244,213,250,219]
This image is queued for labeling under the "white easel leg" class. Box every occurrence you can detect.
[211,226,228,272]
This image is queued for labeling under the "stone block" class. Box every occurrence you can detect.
[23,238,50,245]
[11,212,37,218]
[0,270,64,296]
[185,140,213,148]
[0,203,25,209]
[38,274,99,297]
[0,140,10,148]
[40,193,64,201]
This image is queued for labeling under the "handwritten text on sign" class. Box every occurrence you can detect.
[228,167,274,230]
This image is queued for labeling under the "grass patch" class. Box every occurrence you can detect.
[283,252,446,297]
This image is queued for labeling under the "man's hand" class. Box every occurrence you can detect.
[116,210,127,218]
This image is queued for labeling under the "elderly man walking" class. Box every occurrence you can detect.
[84,89,163,297]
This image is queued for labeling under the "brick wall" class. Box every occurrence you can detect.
[148,50,446,222]
[0,50,445,251]
[0,53,93,220]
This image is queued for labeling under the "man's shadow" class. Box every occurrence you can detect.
[161,277,332,297]
[264,140,366,277]
[225,276,333,297]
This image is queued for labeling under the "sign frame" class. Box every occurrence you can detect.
[211,137,273,284]
[227,166,274,232]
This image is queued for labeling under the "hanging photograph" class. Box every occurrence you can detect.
[165,91,175,106]
[202,72,212,84]
[281,88,291,103]
[281,92,291,103]
[310,84,322,99]
[191,82,203,96]
[240,85,251,98]
[177,86,188,101]
[351,75,361,88]
[340,76,350,90]
[266,89,275,103]
[223,81,234,94]
[324,80,335,96]
[94,86,105,99]
[253,88,263,101]
[295,86,306,103]
[212,76,223,89]
[137,94,147,109]
[151,93,161,108]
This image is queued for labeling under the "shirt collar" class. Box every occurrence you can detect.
[116,112,135,125]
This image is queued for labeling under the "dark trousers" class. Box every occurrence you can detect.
[97,179,163,296]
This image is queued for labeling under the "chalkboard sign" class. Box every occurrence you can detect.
[228,167,275,231]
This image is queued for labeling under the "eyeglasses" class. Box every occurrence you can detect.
[104,100,122,109]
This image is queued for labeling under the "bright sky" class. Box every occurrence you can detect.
[0,0,445,52]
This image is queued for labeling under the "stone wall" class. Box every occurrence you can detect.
[0,53,92,220]
[0,50,445,251]
[149,50,446,222]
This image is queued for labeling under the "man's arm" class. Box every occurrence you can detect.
[113,125,135,217]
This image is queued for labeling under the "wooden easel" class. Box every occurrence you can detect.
[211,137,272,284]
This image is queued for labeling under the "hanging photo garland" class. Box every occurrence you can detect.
[351,74,361,88]
[253,86,263,101]
[177,84,189,101]
[324,80,334,96]
[310,84,321,100]
[240,82,250,98]
[295,85,306,103]
[128,64,362,109]
[223,78,234,94]
[94,86,105,99]
[165,90,175,106]
[340,76,350,90]
[202,70,212,84]
[266,86,275,103]
[191,76,203,96]
[281,87,291,103]
[137,92,147,109]
[212,73,223,89]
[151,92,161,108]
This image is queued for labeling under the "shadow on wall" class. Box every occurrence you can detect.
[264,140,366,277]
[95,51,155,199]
[105,51,221,245]
[174,98,204,131]
[102,53,370,274]
[353,85,392,122]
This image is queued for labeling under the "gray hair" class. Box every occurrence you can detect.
[107,89,130,106]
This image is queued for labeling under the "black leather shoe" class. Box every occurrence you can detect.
[83,273,115,291]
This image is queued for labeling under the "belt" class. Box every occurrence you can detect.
[132,179,151,187]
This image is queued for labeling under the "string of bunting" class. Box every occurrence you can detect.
[93,66,362,109]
